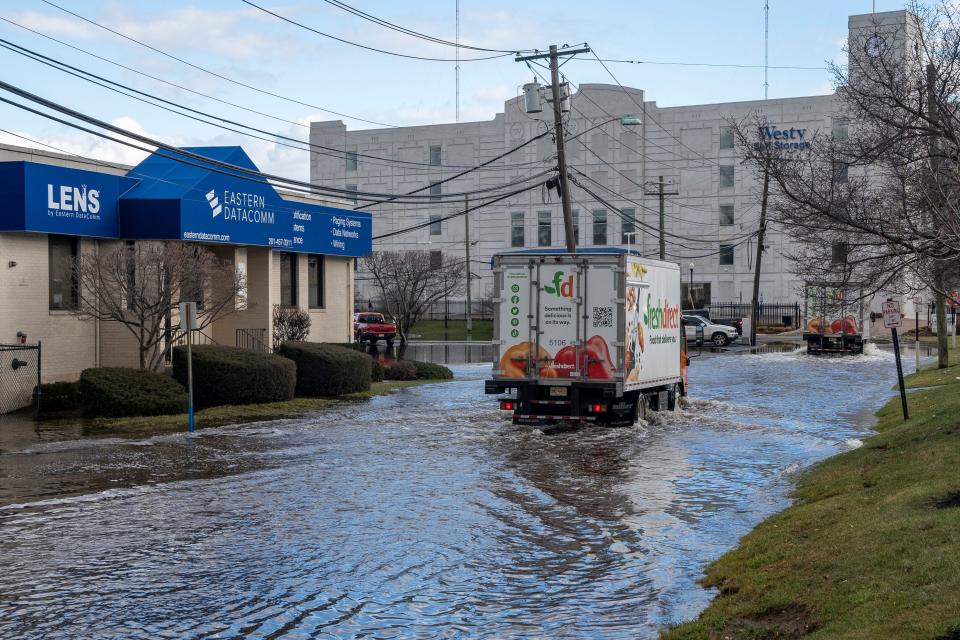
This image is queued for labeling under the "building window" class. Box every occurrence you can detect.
[346,184,358,204]
[429,182,441,202]
[719,204,735,226]
[833,162,849,183]
[308,254,324,309]
[592,209,607,246]
[429,250,443,268]
[719,244,734,266]
[429,214,442,236]
[279,252,298,307]
[831,242,849,264]
[538,210,552,247]
[832,119,849,141]
[48,234,78,310]
[510,211,524,247]
[621,207,636,244]
[719,165,735,188]
[429,145,442,166]
[571,209,580,245]
[345,151,358,171]
[720,126,735,150]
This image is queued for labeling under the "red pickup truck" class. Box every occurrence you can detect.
[353,312,397,346]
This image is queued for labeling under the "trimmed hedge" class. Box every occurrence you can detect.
[411,360,454,380]
[384,360,417,381]
[370,358,385,383]
[39,381,82,413]
[80,367,187,418]
[277,342,371,396]
[173,345,295,409]
[325,342,367,353]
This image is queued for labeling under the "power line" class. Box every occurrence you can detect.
[0,18,548,173]
[36,0,398,128]
[0,79,548,205]
[588,48,720,166]
[373,183,543,241]
[321,0,529,54]
[581,58,826,71]
[239,0,514,62]
[0,35,553,185]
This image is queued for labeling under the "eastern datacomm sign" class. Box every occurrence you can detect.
[882,300,902,328]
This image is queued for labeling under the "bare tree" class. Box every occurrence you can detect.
[362,250,465,358]
[72,241,244,370]
[729,1,960,366]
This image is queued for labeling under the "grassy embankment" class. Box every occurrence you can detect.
[663,349,960,640]
[73,379,437,438]
[410,319,492,341]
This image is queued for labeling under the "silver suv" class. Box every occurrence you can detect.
[682,314,740,347]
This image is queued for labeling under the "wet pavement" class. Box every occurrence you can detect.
[0,345,907,638]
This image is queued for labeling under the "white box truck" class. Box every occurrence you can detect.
[484,250,689,426]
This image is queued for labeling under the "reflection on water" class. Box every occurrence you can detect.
[0,350,899,638]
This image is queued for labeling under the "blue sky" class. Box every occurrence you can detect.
[0,1,898,179]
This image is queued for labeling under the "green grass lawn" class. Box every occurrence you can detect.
[77,380,439,437]
[410,319,492,341]
[663,352,960,639]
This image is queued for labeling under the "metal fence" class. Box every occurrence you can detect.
[0,343,41,415]
[707,302,801,328]
[236,328,270,353]
[421,300,494,321]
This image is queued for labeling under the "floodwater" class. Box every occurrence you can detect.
[0,345,903,639]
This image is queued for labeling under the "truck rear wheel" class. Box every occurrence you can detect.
[667,383,680,411]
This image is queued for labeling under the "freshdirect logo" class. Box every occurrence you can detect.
[205,189,222,218]
[543,271,574,298]
[643,293,680,329]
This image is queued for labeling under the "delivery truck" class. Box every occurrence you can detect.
[484,249,688,426]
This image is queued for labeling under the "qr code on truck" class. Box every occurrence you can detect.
[592,306,613,328]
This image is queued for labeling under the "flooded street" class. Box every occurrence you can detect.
[0,346,901,639]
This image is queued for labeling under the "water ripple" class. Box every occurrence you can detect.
[0,351,897,638]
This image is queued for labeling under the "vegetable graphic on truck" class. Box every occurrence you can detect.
[485,249,688,426]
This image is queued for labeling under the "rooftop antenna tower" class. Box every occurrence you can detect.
[764,0,769,100]
[455,0,460,122]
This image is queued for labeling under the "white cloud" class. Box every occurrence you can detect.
[10,5,301,61]
[0,116,167,168]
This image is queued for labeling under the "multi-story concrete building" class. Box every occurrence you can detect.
[311,9,907,316]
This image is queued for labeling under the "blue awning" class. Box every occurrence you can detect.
[0,161,136,238]
[0,146,372,257]
[120,147,371,257]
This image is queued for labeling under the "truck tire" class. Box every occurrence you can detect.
[667,383,680,411]
[712,332,729,347]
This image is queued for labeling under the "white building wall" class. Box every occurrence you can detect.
[312,10,908,312]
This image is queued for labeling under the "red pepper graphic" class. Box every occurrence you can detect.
[551,335,615,379]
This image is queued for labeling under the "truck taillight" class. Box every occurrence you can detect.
[588,403,606,413]
[500,400,516,411]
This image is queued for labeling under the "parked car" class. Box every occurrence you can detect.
[713,317,744,335]
[682,314,739,347]
[353,312,397,346]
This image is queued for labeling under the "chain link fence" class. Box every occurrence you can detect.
[0,343,41,415]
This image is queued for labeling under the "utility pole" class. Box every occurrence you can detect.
[927,62,950,368]
[750,171,770,347]
[644,176,678,260]
[464,194,472,341]
[516,45,590,253]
